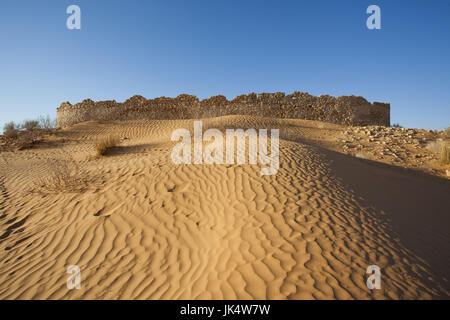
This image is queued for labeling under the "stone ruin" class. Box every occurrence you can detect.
[56,91,390,128]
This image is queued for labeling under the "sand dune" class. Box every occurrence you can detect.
[0,116,449,299]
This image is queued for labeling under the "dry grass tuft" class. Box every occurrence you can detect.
[444,127,450,138]
[440,143,450,164]
[355,151,372,160]
[426,140,450,164]
[31,159,89,193]
[94,135,120,156]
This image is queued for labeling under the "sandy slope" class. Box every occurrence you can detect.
[0,116,449,299]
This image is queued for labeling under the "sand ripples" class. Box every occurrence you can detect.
[0,117,448,299]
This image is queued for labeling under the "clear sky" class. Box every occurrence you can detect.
[1,0,449,131]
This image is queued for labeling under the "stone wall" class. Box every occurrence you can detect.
[56,91,390,128]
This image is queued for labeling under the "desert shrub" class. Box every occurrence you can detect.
[31,159,88,193]
[3,121,18,138]
[15,134,35,150]
[392,123,402,128]
[426,140,442,154]
[38,115,56,129]
[279,127,300,143]
[440,143,450,164]
[22,119,40,131]
[426,140,450,164]
[444,127,450,138]
[94,134,120,156]
[355,151,372,160]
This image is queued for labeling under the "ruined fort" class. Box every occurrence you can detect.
[56,91,390,128]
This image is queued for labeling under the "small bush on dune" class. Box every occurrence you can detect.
[2,117,57,150]
[427,140,450,164]
[15,134,35,150]
[22,120,40,131]
[440,143,450,164]
[444,127,450,138]
[3,121,18,138]
[426,140,441,154]
[3,116,56,137]
[38,115,56,129]
[355,151,372,160]
[31,159,88,193]
[94,135,120,156]
[3,121,35,150]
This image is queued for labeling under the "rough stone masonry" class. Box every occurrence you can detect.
[56,91,390,128]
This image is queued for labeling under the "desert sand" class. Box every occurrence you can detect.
[0,116,449,299]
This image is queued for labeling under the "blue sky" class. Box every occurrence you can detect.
[1,0,449,130]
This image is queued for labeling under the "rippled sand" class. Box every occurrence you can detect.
[0,116,448,299]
